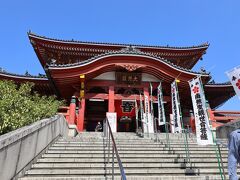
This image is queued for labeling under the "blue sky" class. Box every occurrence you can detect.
[0,0,240,110]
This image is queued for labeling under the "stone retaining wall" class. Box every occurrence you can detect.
[216,119,240,139]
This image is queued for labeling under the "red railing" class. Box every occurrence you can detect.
[58,106,70,122]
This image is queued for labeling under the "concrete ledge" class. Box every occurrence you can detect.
[0,114,70,180]
[68,124,78,137]
[0,115,62,149]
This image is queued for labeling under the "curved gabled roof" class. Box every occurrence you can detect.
[28,32,209,70]
[48,49,210,77]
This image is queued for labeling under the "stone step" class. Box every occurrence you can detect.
[37,157,228,163]
[32,162,227,169]
[49,145,228,152]
[55,141,209,146]
[60,137,198,141]
[58,139,155,143]
[75,133,198,139]
[61,135,196,139]
[51,143,227,150]
[24,168,225,175]
[63,138,197,142]
[45,150,228,155]
[58,138,198,142]
[50,144,227,151]
[42,153,227,158]
[67,134,189,137]
[19,175,223,180]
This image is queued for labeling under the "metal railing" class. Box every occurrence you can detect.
[215,139,227,180]
[182,128,190,164]
[210,127,225,180]
[164,122,171,152]
[154,121,191,164]
[103,118,127,180]
[155,121,171,152]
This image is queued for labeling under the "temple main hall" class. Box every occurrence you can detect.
[0,32,236,132]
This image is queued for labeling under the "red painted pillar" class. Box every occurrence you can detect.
[77,98,85,132]
[108,86,115,112]
[108,86,116,130]
[69,96,76,124]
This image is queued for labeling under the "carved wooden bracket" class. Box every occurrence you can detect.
[116,64,145,72]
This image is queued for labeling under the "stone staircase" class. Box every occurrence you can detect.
[19,132,228,180]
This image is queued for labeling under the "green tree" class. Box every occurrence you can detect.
[0,80,63,135]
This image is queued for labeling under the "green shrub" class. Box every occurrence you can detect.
[0,80,63,135]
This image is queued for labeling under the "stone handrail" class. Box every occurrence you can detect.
[0,114,72,180]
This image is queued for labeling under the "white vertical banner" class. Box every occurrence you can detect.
[226,66,240,99]
[147,113,154,133]
[157,82,166,126]
[150,83,155,132]
[140,94,144,122]
[188,77,213,145]
[135,97,138,121]
[143,113,148,134]
[144,95,149,126]
[135,97,138,130]
[144,95,154,133]
[171,81,182,133]
[106,112,117,132]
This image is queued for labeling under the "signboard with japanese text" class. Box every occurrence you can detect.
[188,77,213,145]
[157,82,166,126]
[121,100,135,113]
[116,72,141,85]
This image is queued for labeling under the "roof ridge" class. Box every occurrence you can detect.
[28,32,209,50]
[206,81,231,85]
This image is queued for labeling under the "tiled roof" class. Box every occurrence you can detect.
[0,70,48,80]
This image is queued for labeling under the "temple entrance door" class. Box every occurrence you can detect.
[85,99,107,131]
